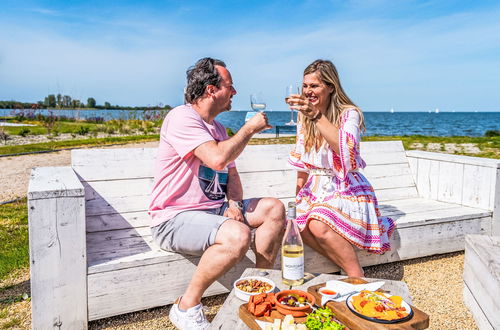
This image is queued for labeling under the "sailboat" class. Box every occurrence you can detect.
[390,108,395,113]
[435,108,440,114]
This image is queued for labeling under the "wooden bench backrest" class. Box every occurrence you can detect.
[72,140,418,233]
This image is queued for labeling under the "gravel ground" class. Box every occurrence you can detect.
[0,142,478,329]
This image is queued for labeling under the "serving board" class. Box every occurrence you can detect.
[308,283,430,330]
[239,304,308,330]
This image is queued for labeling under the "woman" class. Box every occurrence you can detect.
[287,59,395,277]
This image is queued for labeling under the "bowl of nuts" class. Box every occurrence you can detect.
[233,276,276,301]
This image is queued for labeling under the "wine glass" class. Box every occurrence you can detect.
[285,84,300,126]
[245,93,266,122]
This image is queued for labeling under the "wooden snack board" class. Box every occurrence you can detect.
[239,304,308,330]
[308,283,430,330]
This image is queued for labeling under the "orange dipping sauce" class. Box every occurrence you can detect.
[319,289,337,295]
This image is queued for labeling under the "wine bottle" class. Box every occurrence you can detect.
[281,202,304,286]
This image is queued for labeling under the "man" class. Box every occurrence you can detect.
[149,57,285,329]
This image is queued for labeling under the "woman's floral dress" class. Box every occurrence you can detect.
[288,109,395,253]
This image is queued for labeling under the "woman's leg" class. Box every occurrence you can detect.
[307,219,364,277]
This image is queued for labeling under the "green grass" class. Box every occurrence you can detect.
[1,120,102,136]
[1,318,21,329]
[0,199,28,281]
[0,134,159,155]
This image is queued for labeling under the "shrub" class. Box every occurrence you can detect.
[0,128,10,144]
[77,126,90,136]
[19,128,30,137]
[485,130,500,137]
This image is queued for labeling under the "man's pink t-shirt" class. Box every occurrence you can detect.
[149,104,235,227]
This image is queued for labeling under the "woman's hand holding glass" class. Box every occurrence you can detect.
[287,94,320,121]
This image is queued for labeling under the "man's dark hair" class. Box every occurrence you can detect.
[185,57,226,103]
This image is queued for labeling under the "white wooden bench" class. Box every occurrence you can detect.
[463,234,500,330]
[27,141,499,329]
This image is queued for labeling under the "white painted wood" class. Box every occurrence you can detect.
[28,193,87,329]
[463,284,494,330]
[361,162,412,178]
[463,235,500,330]
[72,148,157,166]
[28,167,84,200]
[30,142,499,324]
[437,161,464,205]
[87,254,258,320]
[407,150,500,168]
[415,158,431,199]
[86,211,150,232]
[493,168,500,236]
[462,164,494,210]
[376,186,419,201]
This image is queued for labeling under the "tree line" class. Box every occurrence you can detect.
[0,94,171,110]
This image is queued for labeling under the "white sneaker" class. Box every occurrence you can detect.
[169,298,210,330]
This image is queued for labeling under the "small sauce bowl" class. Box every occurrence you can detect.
[318,287,340,299]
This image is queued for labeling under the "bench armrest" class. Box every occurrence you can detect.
[406,150,500,235]
[28,167,88,329]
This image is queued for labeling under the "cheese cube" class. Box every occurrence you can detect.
[283,314,295,325]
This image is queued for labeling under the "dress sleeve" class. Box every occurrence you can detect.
[287,120,307,171]
[333,109,363,181]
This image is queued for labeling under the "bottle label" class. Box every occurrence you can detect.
[283,255,304,280]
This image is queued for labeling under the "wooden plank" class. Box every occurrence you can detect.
[395,206,491,228]
[463,235,500,329]
[462,164,493,210]
[83,179,154,200]
[87,255,257,320]
[28,167,84,200]
[406,150,500,168]
[360,140,405,154]
[85,195,149,216]
[369,174,415,190]
[376,186,419,201]
[72,142,410,181]
[492,168,500,236]
[74,163,154,181]
[87,208,491,275]
[362,151,408,166]
[415,158,431,199]
[437,162,464,205]
[28,195,87,329]
[463,284,494,330]
[362,163,412,179]
[86,211,150,232]
[72,148,157,166]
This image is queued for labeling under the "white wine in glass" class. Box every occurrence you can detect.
[285,84,300,125]
[245,93,266,122]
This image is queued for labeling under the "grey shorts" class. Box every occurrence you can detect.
[151,199,253,256]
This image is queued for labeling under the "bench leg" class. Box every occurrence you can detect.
[29,195,88,329]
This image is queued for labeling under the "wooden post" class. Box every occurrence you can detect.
[493,166,500,236]
[28,167,87,329]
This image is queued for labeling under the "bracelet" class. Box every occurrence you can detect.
[311,112,322,122]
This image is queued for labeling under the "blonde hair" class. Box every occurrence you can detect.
[301,59,365,153]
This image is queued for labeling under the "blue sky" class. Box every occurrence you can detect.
[1,0,499,111]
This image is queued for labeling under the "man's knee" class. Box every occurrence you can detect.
[260,198,286,222]
[218,220,251,253]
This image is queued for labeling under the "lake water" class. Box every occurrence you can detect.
[1,109,498,137]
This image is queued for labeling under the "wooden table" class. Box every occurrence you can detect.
[210,268,414,330]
